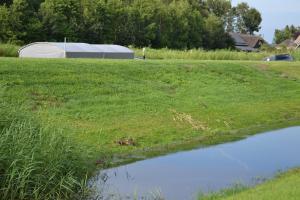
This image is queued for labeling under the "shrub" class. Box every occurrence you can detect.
[0,44,19,57]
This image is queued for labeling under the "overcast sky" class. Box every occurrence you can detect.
[231,0,300,43]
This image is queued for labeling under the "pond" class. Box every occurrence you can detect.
[89,126,300,200]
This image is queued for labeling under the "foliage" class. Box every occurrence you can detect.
[274,25,300,44]
[0,43,19,57]
[0,0,262,50]
[203,15,234,49]
[7,0,43,44]
[0,5,11,43]
[0,87,91,200]
[40,0,82,42]
[233,2,262,34]
[242,8,262,35]
[206,0,231,18]
[291,49,300,61]
[0,0,13,6]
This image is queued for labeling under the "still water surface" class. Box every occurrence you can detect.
[90,126,300,200]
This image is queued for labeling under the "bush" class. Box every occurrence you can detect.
[0,44,19,57]
[291,50,300,61]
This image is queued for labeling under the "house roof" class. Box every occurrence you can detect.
[229,33,249,47]
[238,34,265,48]
[229,32,262,51]
[279,39,297,47]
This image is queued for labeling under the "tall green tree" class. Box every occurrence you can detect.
[0,0,262,49]
[234,2,249,33]
[186,5,204,49]
[40,0,82,42]
[234,2,262,34]
[128,0,163,47]
[0,0,13,6]
[206,0,231,18]
[203,14,234,49]
[9,0,43,44]
[0,5,12,43]
[80,0,128,44]
[243,8,262,34]
[163,0,191,49]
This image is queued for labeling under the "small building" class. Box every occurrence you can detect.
[276,35,300,50]
[19,42,134,59]
[229,33,266,52]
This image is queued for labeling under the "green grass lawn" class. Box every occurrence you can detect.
[201,169,300,200]
[2,58,300,156]
[1,58,300,199]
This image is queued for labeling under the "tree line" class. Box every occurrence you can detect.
[0,0,262,50]
[274,25,300,44]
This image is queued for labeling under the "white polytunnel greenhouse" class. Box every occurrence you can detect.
[18,42,134,59]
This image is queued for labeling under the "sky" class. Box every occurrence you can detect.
[231,0,300,43]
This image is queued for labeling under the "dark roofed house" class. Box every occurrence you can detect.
[229,33,266,52]
[239,34,265,49]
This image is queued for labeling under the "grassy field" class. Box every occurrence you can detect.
[201,168,300,200]
[1,58,300,199]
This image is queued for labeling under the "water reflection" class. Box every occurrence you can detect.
[89,126,300,200]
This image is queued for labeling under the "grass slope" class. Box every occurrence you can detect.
[1,58,300,199]
[1,58,300,157]
[201,169,300,200]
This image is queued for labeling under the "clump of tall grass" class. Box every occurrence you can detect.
[133,48,270,61]
[0,44,19,57]
[0,90,90,199]
[133,48,300,61]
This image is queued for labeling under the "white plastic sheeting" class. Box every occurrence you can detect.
[19,42,134,59]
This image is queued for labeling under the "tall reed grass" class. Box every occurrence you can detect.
[134,48,300,61]
[0,44,19,57]
[0,87,90,200]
